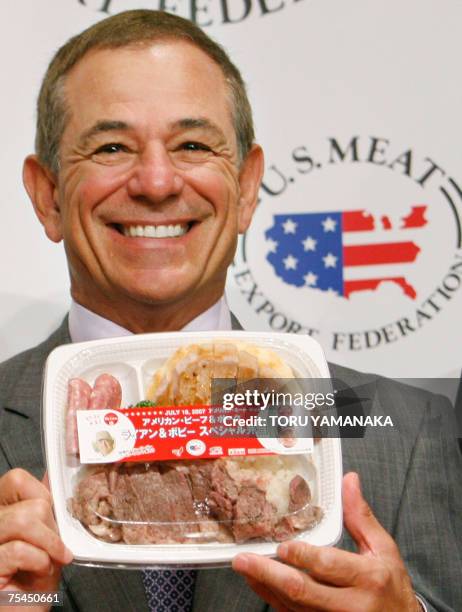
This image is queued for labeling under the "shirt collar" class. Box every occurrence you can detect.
[68,297,232,343]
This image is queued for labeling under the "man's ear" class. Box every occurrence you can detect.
[23,155,63,243]
[237,144,264,233]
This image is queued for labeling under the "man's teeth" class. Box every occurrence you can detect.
[122,224,189,238]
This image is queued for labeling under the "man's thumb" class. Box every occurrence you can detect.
[343,472,395,555]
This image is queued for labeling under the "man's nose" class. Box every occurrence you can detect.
[127,142,184,202]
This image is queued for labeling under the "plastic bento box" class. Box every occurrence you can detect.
[42,331,343,568]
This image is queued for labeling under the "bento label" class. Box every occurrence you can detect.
[76,405,312,464]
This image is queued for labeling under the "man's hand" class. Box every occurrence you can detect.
[0,469,72,601]
[233,472,421,611]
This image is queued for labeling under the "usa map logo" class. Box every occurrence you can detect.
[265,207,426,299]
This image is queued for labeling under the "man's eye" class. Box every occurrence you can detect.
[181,142,212,152]
[93,143,129,155]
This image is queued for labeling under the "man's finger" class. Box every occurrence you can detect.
[0,540,53,578]
[0,469,51,506]
[0,498,58,533]
[232,553,346,611]
[343,472,397,555]
[0,513,72,565]
[277,541,370,587]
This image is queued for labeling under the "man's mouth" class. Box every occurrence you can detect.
[113,223,191,238]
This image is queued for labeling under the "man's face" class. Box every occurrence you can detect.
[31,42,261,326]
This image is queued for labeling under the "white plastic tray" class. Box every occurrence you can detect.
[43,331,343,567]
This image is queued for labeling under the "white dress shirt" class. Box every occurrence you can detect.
[68,296,232,342]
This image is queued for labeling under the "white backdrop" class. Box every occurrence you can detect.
[2,0,462,384]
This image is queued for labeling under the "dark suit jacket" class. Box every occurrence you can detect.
[0,319,461,611]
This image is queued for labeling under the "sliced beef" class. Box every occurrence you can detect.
[116,465,168,543]
[188,461,214,507]
[71,459,322,545]
[209,490,234,522]
[108,463,120,493]
[71,468,123,542]
[186,461,234,542]
[161,468,199,540]
[287,474,323,531]
[113,464,198,543]
[273,475,323,541]
[109,470,149,544]
[288,474,311,510]
[233,486,276,542]
[210,460,239,501]
[208,460,237,524]
[71,469,109,526]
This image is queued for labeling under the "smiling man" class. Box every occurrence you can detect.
[0,9,460,612]
[25,27,262,333]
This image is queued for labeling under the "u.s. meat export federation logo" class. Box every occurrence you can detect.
[231,135,462,364]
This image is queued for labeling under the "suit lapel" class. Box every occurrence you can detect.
[1,318,71,420]
[0,318,72,477]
